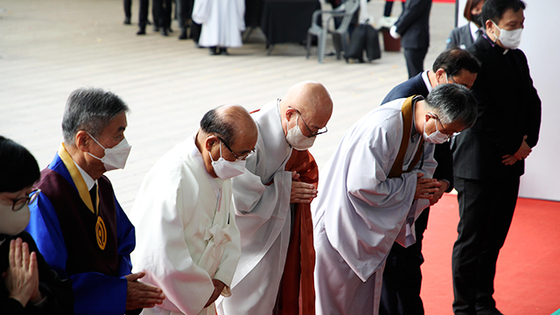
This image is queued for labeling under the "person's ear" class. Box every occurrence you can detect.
[75,131,90,152]
[205,135,219,152]
[485,19,496,36]
[435,68,447,83]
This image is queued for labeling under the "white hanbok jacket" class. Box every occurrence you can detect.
[130,137,241,315]
[312,98,437,282]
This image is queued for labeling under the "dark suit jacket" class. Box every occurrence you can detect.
[381,72,454,191]
[453,34,541,180]
[394,0,432,49]
[446,24,475,50]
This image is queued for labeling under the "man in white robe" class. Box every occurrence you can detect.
[130,105,258,315]
[312,84,478,315]
[192,0,245,55]
[217,82,333,315]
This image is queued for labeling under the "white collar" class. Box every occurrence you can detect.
[469,21,483,41]
[74,161,96,190]
[422,70,432,93]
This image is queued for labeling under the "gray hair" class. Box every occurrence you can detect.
[425,84,478,128]
[62,88,129,145]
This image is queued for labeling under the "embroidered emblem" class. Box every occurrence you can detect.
[96,216,107,250]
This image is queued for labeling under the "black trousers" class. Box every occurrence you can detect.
[379,208,429,315]
[452,176,520,315]
[176,0,194,31]
[138,0,150,28]
[124,0,132,19]
[403,47,428,79]
[153,0,172,28]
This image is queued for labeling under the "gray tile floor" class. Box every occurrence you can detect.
[0,0,455,210]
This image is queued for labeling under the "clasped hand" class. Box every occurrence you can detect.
[415,173,441,205]
[3,238,42,307]
[290,171,317,204]
[125,272,165,310]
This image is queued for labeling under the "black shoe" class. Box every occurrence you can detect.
[147,20,152,25]
[124,17,131,25]
[178,29,188,40]
[136,28,146,35]
[219,48,229,55]
[153,25,160,32]
[161,28,168,36]
[477,308,504,315]
[209,47,219,55]
[168,27,173,33]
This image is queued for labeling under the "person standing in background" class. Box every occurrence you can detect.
[452,1,541,314]
[447,0,486,49]
[390,0,432,79]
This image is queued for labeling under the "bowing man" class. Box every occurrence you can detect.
[312,84,478,315]
[130,105,258,315]
[26,88,166,315]
[217,81,333,315]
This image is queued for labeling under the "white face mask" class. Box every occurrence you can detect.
[492,21,523,50]
[87,134,132,171]
[285,115,315,151]
[423,116,450,144]
[209,141,246,180]
[0,203,30,236]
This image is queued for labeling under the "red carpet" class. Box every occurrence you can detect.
[421,194,560,315]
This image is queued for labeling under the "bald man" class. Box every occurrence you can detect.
[217,82,334,315]
[130,105,258,315]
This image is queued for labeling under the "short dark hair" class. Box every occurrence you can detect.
[432,48,481,77]
[62,88,129,145]
[463,0,485,22]
[425,84,478,129]
[482,0,526,25]
[0,136,41,193]
[200,107,236,147]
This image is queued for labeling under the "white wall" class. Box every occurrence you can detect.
[455,0,560,201]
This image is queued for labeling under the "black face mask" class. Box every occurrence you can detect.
[471,14,484,27]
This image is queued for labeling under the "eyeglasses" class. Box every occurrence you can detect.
[290,107,328,137]
[9,188,41,211]
[430,113,460,142]
[218,137,256,161]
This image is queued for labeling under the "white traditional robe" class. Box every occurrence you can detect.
[312,98,436,315]
[130,136,241,315]
[216,100,293,315]
[192,0,245,48]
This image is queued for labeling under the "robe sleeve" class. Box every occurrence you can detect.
[212,202,241,295]
[26,194,128,315]
[232,153,292,221]
[346,121,419,211]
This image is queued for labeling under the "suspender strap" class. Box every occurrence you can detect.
[388,95,425,178]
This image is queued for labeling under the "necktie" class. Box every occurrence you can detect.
[90,183,97,210]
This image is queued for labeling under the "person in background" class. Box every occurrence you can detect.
[379,48,480,315]
[25,88,166,315]
[389,0,432,79]
[1,135,74,314]
[452,0,541,314]
[192,0,245,55]
[130,105,258,315]
[447,0,486,49]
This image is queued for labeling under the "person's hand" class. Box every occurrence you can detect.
[204,279,226,308]
[390,25,400,39]
[414,173,440,200]
[3,238,40,307]
[125,272,165,310]
[429,180,449,205]
[290,171,317,203]
[502,136,531,166]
